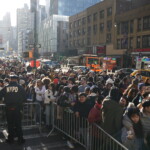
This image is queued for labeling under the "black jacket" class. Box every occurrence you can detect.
[0,81,27,108]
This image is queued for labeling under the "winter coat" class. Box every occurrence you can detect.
[88,103,102,124]
[101,97,124,136]
[35,86,46,102]
[44,89,56,104]
[122,114,144,150]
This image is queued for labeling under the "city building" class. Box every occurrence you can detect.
[0,12,11,48]
[115,0,150,67]
[17,4,34,54]
[38,15,69,57]
[38,0,103,56]
[68,0,150,67]
[0,12,16,56]
[69,0,120,55]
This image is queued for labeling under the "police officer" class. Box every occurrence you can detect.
[0,75,27,144]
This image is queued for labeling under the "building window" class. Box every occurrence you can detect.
[87,15,91,23]
[82,17,86,25]
[121,38,128,49]
[70,32,72,38]
[93,12,98,21]
[137,18,142,31]
[117,23,120,35]
[107,7,112,16]
[88,26,91,35]
[136,36,141,48]
[74,21,77,28]
[87,37,91,45]
[77,40,80,46]
[130,20,133,33]
[100,10,104,19]
[100,23,104,32]
[70,23,72,29]
[121,21,129,34]
[142,35,150,48]
[143,16,150,30]
[106,33,111,43]
[78,19,81,26]
[82,28,86,35]
[93,24,97,34]
[82,39,84,46]
[78,29,81,36]
[83,39,86,45]
[107,20,112,31]
[69,41,72,47]
[74,40,77,47]
[74,31,77,37]
[117,39,121,49]
[129,37,133,49]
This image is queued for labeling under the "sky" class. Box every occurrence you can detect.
[0,0,45,26]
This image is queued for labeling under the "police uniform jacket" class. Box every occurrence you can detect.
[0,81,27,108]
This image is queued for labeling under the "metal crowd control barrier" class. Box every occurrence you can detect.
[88,123,128,150]
[48,102,128,150]
[0,104,6,132]
[0,103,42,133]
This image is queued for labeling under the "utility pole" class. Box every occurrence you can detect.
[30,0,38,68]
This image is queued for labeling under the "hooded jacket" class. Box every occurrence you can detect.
[102,96,124,136]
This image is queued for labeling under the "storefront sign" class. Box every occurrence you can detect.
[134,49,150,52]
[96,46,106,55]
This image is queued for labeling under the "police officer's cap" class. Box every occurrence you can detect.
[9,75,19,79]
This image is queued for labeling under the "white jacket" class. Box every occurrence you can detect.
[35,86,46,102]
[44,89,56,104]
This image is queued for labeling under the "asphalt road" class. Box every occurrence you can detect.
[0,128,85,150]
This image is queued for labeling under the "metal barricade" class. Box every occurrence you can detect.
[0,103,42,133]
[88,123,128,150]
[48,102,128,150]
[0,104,7,132]
[22,102,42,131]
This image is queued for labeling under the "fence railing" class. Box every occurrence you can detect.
[0,103,42,132]
[48,102,128,150]
[0,102,128,150]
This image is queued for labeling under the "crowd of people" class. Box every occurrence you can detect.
[0,58,150,149]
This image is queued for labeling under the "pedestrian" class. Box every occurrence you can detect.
[34,79,46,124]
[102,86,123,140]
[122,107,144,150]
[0,75,26,144]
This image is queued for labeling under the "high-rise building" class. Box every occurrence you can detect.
[17,4,34,54]
[49,0,102,16]
[39,0,103,56]
[0,12,11,52]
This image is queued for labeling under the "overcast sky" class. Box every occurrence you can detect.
[0,0,45,26]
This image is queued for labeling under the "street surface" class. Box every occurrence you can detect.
[0,128,85,150]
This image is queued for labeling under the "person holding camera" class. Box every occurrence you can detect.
[44,84,56,127]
